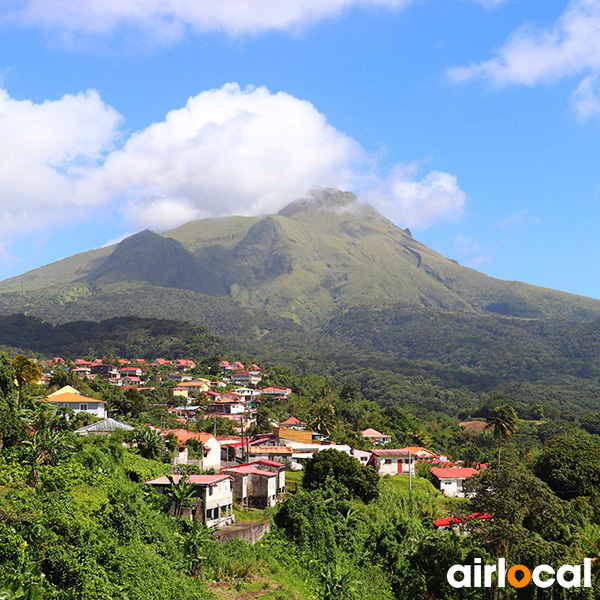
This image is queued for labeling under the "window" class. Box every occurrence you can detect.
[384,459,392,465]
[79,404,88,411]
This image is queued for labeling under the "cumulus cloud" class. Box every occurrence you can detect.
[8,0,410,41]
[0,83,466,256]
[361,163,467,228]
[0,88,122,238]
[99,83,364,228]
[448,0,600,87]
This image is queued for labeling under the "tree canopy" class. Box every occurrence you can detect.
[302,448,379,503]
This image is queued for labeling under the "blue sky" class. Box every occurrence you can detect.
[1,0,600,299]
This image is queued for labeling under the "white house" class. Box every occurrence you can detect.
[360,428,392,445]
[430,467,480,498]
[43,386,107,419]
[162,430,221,471]
[145,474,234,528]
[368,449,415,476]
[221,466,278,508]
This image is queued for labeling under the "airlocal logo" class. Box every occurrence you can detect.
[448,558,593,589]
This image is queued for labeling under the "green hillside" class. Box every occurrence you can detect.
[2,188,599,327]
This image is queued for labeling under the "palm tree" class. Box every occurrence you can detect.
[12,355,42,409]
[310,401,336,437]
[485,404,518,466]
[133,427,165,460]
[165,475,196,518]
[21,429,74,486]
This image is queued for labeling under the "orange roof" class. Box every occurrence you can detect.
[42,392,105,404]
[162,429,215,445]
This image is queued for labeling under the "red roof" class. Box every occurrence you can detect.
[430,467,479,479]
[145,474,231,485]
[161,429,216,445]
[370,449,411,457]
[222,466,276,477]
[433,513,493,528]
[433,516,462,527]
[280,416,306,426]
[243,459,284,468]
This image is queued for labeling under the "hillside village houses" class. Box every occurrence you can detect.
[43,385,108,419]
[24,354,471,529]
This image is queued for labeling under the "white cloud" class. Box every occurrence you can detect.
[0,83,467,257]
[9,0,410,41]
[361,163,467,228]
[0,88,122,238]
[99,83,364,228]
[448,0,600,87]
[571,74,600,119]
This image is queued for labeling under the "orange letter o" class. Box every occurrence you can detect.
[507,565,531,588]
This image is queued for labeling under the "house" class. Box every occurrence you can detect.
[430,467,480,498]
[43,386,107,419]
[230,370,262,386]
[246,446,293,465]
[259,386,292,399]
[242,459,286,497]
[153,359,171,367]
[232,388,261,402]
[279,416,306,430]
[71,366,91,379]
[352,448,372,466]
[368,449,415,476]
[145,474,234,528]
[288,444,353,471]
[206,394,248,415]
[120,366,145,378]
[90,364,120,384]
[274,426,312,445]
[173,359,196,370]
[221,466,279,508]
[162,429,221,471]
[74,418,135,436]
[360,428,392,445]
[175,380,211,394]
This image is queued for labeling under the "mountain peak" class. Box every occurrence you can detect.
[277,188,388,228]
[278,188,358,217]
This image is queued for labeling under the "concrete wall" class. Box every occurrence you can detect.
[216,520,271,545]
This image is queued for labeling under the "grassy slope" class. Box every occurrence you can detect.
[2,189,600,327]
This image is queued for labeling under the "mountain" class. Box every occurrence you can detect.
[2,188,599,330]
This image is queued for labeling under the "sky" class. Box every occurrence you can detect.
[1,0,600,299]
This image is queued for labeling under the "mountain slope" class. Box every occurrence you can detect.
[1,188,599,327]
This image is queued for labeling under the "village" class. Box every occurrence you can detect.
[30,354,488,533]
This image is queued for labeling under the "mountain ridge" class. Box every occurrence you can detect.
[1,188,599,327]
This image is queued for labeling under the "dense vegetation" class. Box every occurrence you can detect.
[2,350,600,599]
[0,314,226,360]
